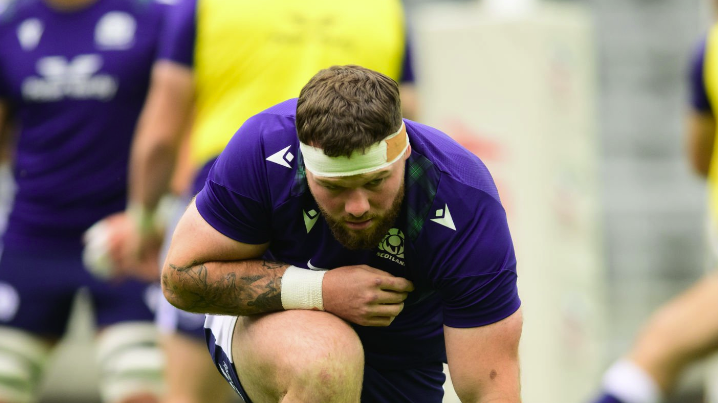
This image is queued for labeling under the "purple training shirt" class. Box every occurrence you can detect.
[196,99,520,369]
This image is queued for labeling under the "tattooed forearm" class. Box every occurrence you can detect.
[162,259,286,315]
[261,260,286,270]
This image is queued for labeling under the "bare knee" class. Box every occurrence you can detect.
[281,336,363,402]
[234,311,363,403]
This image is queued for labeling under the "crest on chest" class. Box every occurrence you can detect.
[376,227,405,267]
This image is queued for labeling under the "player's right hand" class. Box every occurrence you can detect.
[322,265,414,327]
[82,212,161,282]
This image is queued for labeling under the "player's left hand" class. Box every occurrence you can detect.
[322,264,414,326]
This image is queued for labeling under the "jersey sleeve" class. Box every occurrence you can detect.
[194,115,273,244]
[427,184,520,328]
[156,0,196,67]
[689,37,711,114]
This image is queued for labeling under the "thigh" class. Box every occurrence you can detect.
[206,311,364,403]
[205,313,442,403]
[361,362,446,403]
[233,310,364,403]
[0,246,78,337]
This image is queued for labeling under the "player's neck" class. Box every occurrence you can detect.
[43,0,99,12]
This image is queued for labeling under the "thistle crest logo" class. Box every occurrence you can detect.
[377,228,405,265]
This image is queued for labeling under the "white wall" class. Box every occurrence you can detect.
[413,3,605,401]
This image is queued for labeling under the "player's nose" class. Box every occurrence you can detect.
[344,189,370,217]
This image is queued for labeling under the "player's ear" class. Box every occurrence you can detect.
[403,145,411,160]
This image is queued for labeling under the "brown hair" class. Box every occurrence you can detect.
[296,65,403,158]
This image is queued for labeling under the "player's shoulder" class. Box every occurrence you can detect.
[222,99,299,175]
[401,120,506,245]
[238,98,298,144]
[257,98,298,119]
[212,99,302,207]
[406,120,501,202]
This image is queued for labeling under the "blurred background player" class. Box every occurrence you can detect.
[0,0,169,402]
[89,0,419,402]
[590,2,718,402]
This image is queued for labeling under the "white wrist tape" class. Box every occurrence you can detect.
[281,266,327,311]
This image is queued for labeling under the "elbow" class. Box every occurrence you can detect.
[161,265,193,312]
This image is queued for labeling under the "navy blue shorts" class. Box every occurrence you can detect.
[205,315,446,403]
[0,244,156,337]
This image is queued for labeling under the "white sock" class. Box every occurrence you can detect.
[602,359,663,403]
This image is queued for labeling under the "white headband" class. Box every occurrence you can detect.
[299,122,409,177]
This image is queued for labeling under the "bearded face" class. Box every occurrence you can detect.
[318,181,404,250]
[306,156,407,251]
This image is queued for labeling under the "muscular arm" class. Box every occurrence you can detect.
[685,109,715,178]
[129,60,194,210]
[163,198,413,325]
[162,199,288,315]
[445,308,523,403]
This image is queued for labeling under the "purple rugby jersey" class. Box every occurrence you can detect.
[196,99,521,369]
[0,0,166,249]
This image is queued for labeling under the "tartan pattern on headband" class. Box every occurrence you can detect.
[404,153,438,242]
